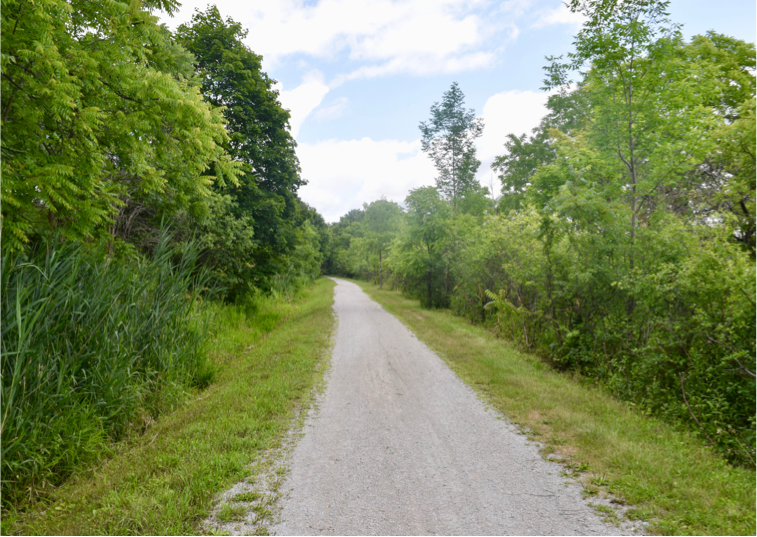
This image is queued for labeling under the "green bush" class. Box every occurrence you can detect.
[455,210,756,465]
[1,236,213,507]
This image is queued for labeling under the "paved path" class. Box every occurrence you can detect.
[271,279,625,535]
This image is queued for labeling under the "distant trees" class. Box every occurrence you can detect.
[362,199,402,288]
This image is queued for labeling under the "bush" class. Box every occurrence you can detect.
[461,211,755,465]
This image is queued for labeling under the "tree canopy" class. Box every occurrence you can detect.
[1,0,237,251]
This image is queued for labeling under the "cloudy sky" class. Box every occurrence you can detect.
[162,0,756,222]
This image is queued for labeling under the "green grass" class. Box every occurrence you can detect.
[1,237,215,507]
[2,278,335,535]
[358,280,756,536]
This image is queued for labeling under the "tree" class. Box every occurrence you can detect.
[491,89,588,212]
[1,0,237,251]
[419,82,484,214]
[362,199,402,288]
[710,97,756,252]
[392,187,451,307]
[544,0,713,245]
[176,7,304,293]
[321,208,366,277]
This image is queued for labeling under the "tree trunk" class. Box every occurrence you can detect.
[379,249,383,289]
[427,243,433,307]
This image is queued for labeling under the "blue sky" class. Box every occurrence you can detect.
[162,0,756,222]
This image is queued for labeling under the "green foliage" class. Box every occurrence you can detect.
[176,6,304,294]
[272,218,326,299]
[490,89,587,212]
[0,0,327,519]
[470,209,755,463]
[321,208,366,277]
[186,191,257,296]
[1,0,237,251]
[354,199,402,287]
[420,82,484,213]
[708,96,756,250]
[1,234,213,507]
[389,187,452,308]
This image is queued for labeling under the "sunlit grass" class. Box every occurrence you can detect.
[2,278,335,535]
[359,280,756,536]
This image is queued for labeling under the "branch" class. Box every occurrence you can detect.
[679,372,717,447]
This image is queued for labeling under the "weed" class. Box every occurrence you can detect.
[231,492,261,503]
[217,504,249,523]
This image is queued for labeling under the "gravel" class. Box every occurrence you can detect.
[270,278,634,535]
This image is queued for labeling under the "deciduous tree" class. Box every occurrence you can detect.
[419,82,484,214]
[1,0,236,251]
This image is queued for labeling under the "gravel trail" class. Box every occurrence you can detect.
[271,279,626,535]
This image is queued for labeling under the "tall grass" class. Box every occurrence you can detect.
[1,236,213,508]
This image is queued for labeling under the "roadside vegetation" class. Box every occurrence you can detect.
[2,278,335,535]
[360,281,755,536]
[323,0,755,467]
[1,235,213,508]
[1,0,328,519]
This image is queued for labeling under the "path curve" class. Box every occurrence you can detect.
[272,279,625,535]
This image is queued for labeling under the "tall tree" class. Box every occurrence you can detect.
[176,6,304,294]
[1,0,236,252]
[491,89,588,212]
[393,187,451,307]
[542,0,717,247]
[419,82,484,214]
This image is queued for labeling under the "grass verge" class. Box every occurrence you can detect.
[358,280,755,536]
[2,277,335,535]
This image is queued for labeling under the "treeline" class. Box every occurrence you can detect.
[323,0,755,465]
[1,1,326,506]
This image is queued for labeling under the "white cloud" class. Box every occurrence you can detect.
[165,0,516,80]
[298,90,554,220]
[297,138,437,222]
[332,51,499,86]
[275,71,330,138]
[312,97,349,122]
[532,3,585,29]
[474,89,552,186]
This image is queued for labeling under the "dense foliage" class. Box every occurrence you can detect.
[323,0,755,465]
[175,7,310,297]
[1,0,237,252]
[1,0,325,508]
[1,237,213,506]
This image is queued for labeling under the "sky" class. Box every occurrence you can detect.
[161,0,756,222]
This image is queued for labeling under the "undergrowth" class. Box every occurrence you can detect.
[2,278,335,535]
[1,236,212,508]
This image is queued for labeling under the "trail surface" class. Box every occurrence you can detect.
[272,279,625,535]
